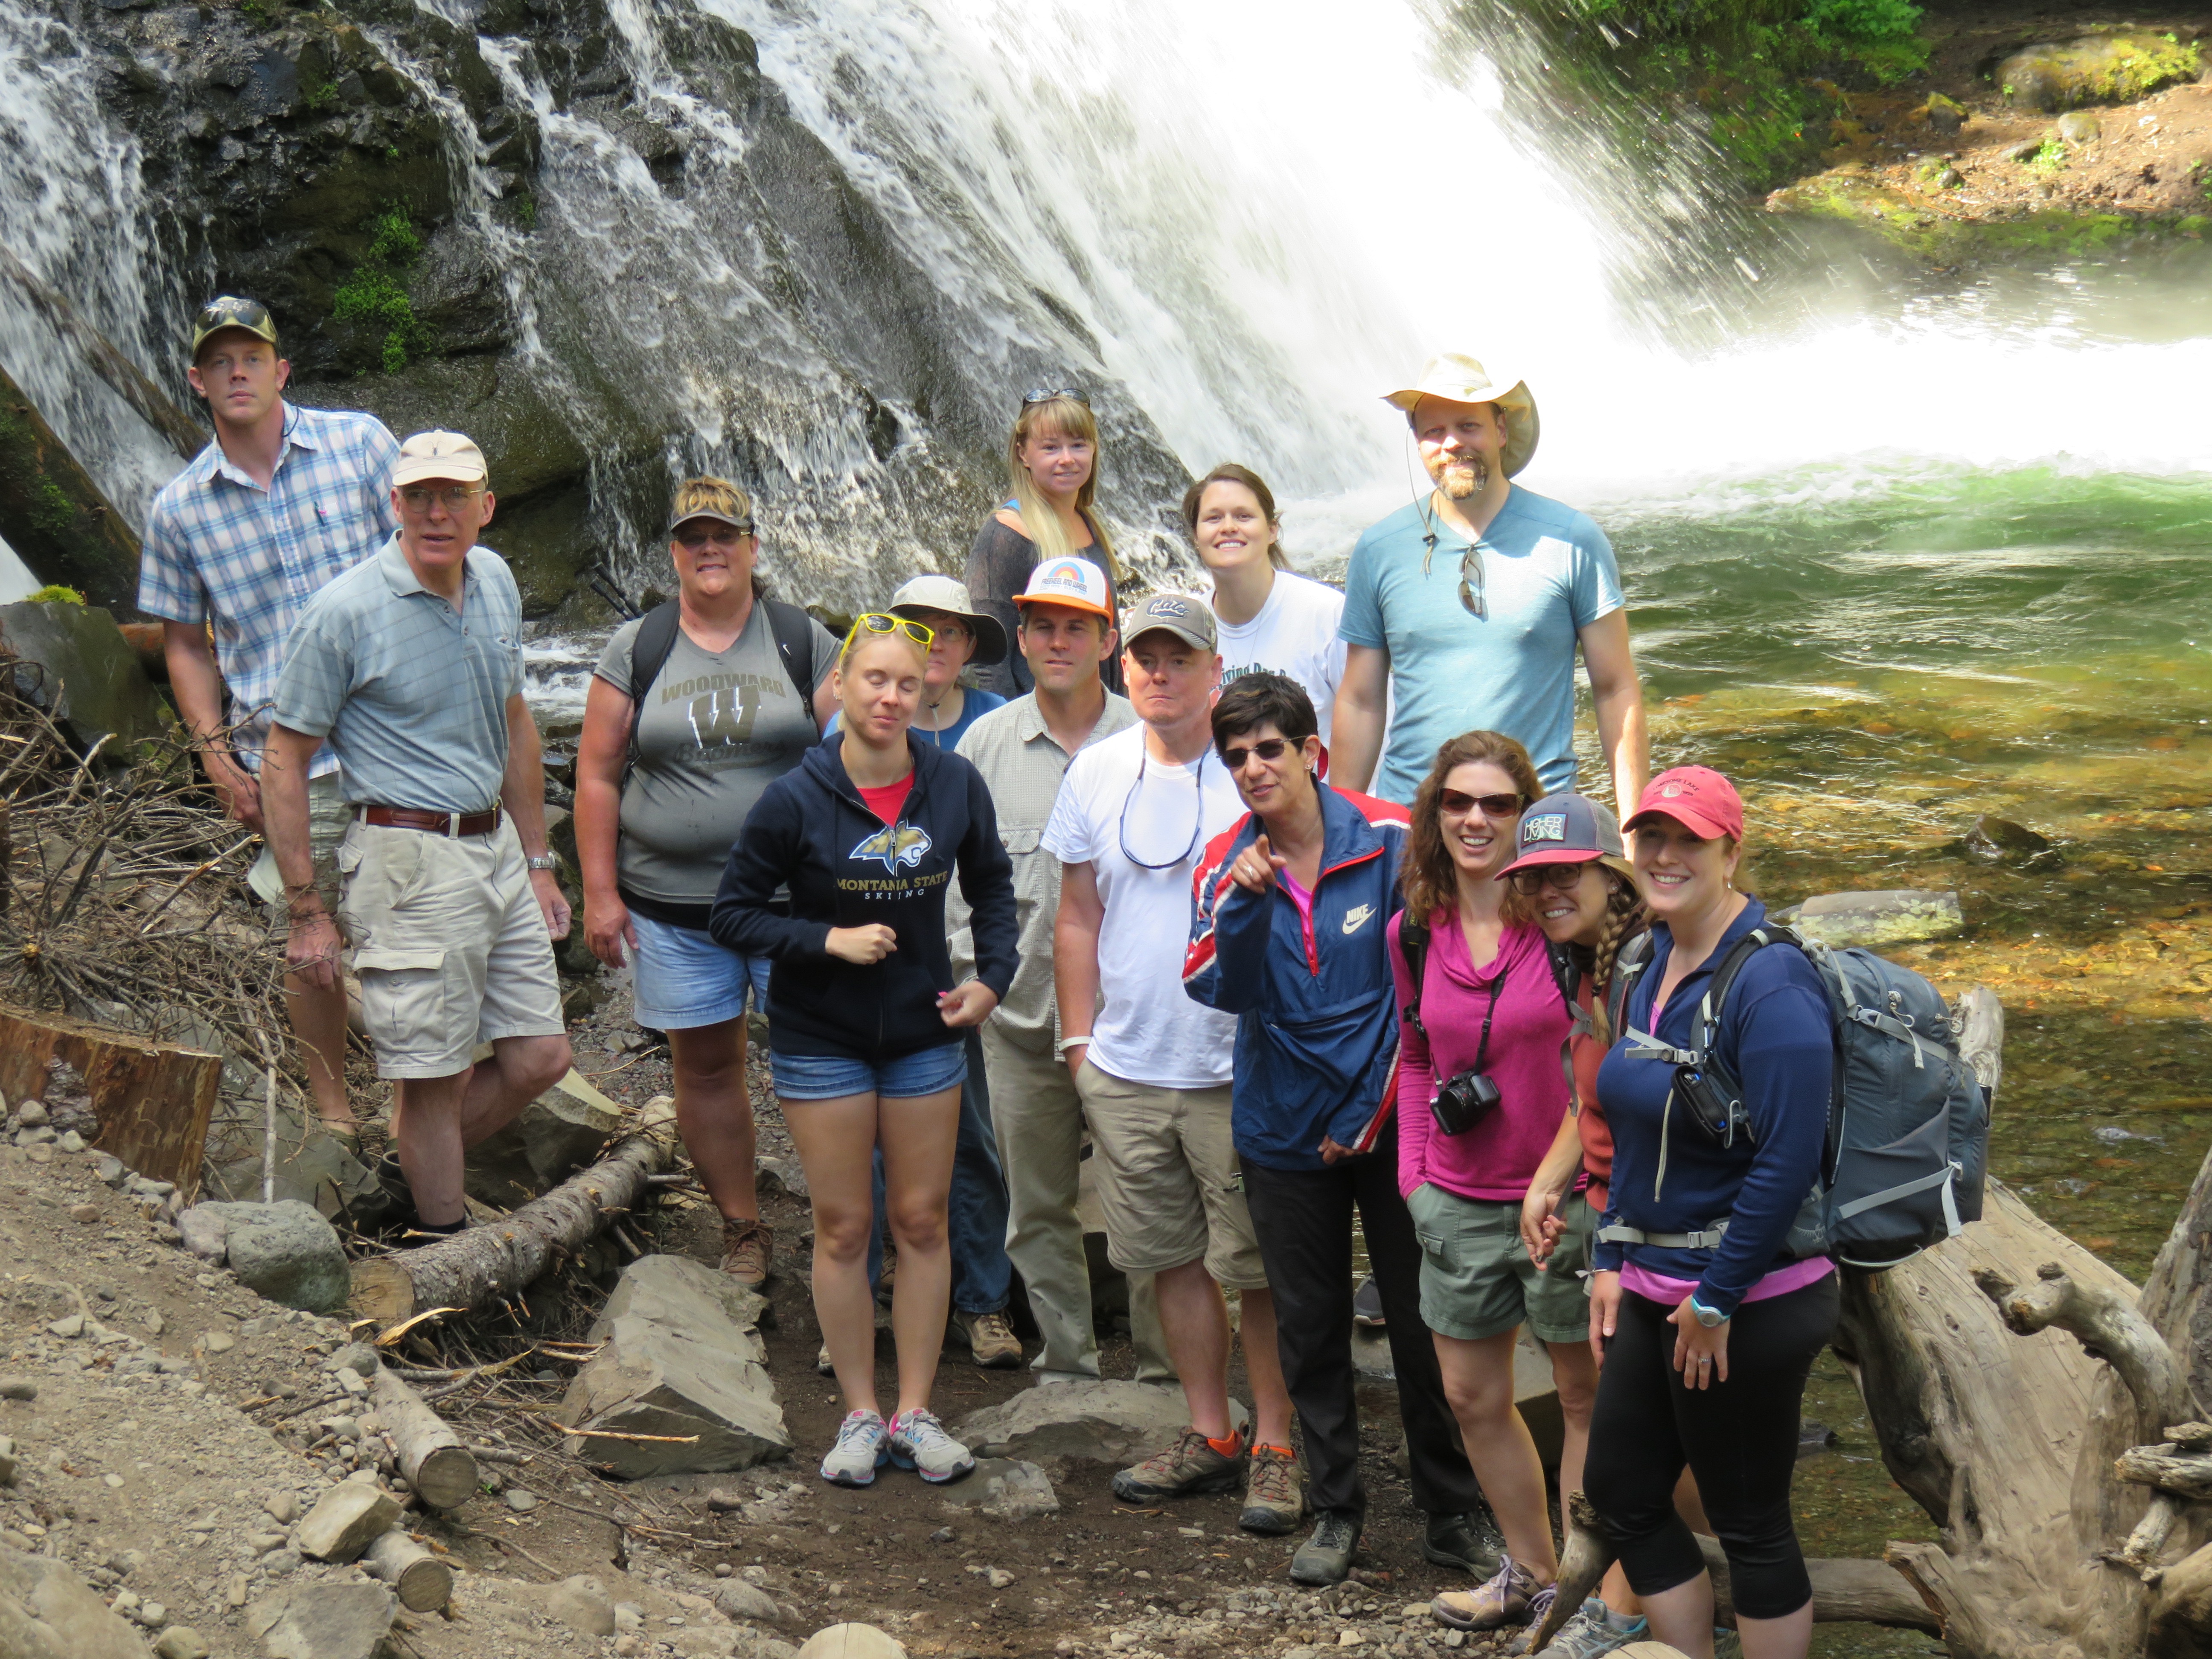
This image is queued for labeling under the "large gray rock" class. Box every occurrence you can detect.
[795,1625,906,1659]
[544,1575,616,1638]
[182,1200,349,1313]
[0,602,173,760]
[716,1577,790,1625]
[0,1548,150,1659]
[467,1070,626,1207]
[935,1457,1058,1521]
[954,1380,1246,1464]
[248,1583,398,1659]
[560,1254,788,1476]
[1774,889,1964,949]
[203,1107,378,1220]
[295,1482,401,1562]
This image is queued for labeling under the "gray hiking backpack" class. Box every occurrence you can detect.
[1606,923,1991,1272]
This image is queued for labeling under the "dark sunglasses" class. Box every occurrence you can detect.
[1438,789,1522,819]
[1220,736,1294,771]
[1022,388,1089,407]
[1507,862,1592,896]
[675,524,753,549]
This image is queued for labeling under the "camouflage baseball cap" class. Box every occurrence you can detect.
[190,295,279,360]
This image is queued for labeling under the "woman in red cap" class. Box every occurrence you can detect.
[1581,766,1837,1659]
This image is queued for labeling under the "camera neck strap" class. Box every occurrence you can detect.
[1471,963,1506,1073]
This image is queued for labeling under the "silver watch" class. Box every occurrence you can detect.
[527,853,560,872]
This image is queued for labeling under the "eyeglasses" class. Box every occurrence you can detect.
[397,485,484,515]
[675,524,753,550]
[1507,863,1591,896]
[1022,388,1089,407]
[193,295,273,339]
[842,612,935,653]
[1219,737,1291,771]
[1438,789,1522,819]
[1118,746,1208,871]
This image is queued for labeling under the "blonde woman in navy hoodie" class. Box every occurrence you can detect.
[712,616,1019,1491]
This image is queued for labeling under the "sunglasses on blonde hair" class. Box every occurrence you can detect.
[1022,388,1088,408]
[841,612,934,654]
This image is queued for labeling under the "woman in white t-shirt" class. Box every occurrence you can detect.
[1185,464,1347,744]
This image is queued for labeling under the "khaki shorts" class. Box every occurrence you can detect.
[336,815,566,1079]
[1074,1059,1268,1290]
[249,772,352,925]
[1407,1181,1595,1346]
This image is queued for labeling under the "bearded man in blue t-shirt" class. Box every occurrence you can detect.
[1330,355,1648,818]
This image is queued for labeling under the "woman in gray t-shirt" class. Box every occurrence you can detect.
[576,477,837,1286]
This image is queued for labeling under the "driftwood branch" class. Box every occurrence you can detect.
[2149,1543,2212,1659]
[2118,1444,2212,1502]
[1975,1260,2194,1434]
[349,1098,678,1323]
[2112,1493,2186,1580]
[370,1365,477,1510]
[1523,1491,1937,1649]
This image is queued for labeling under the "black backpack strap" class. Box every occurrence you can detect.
[623,601,685,779]
[1607,930,1654,1045]
[1690,925,1806,1066]
[1545,937,1591,1110]
[761,598,819,709]
[1397,921,1432,1043]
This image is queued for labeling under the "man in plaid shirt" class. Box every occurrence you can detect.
[137,296,400,1143]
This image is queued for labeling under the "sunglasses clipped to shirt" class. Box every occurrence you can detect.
[841,612,935,653]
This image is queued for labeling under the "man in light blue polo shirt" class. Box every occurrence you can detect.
[265,429,572,1242]
[1330,355,1648,818]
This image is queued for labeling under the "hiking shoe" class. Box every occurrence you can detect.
[1352,1275,1386,1327]
[1239,1444,1304,1535]
[1432,1557,1554,1632]
[719,1218,773,1286]
[1288,1510,1361,1585]
[1111,1429,1246,1502]
[886,1408,975,1484]
[1423,1508,1507,1577]
[819,1409,888,1487]
[956,1309,1023,1369]
[1522,1599,1646,1659]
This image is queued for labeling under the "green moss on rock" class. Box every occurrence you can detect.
[1767,168,2198,263]
[1995,34,2201,113]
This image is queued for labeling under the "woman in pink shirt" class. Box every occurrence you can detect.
[1390,732,1598,1637]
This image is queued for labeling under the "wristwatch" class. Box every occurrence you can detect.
[1688,1293,1727,1329]
[527,854,560,872]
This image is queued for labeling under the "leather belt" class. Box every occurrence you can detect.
[359,803,503,837]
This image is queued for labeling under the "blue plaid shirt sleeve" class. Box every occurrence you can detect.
[137,469,214,623]
[360,423,401,542]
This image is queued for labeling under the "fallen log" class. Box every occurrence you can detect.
[0,360,142,612]
[0,239,205,463]
[0,1001,219,1196]
[364,1528,452,1612]
[349,1097,678,1324]
[369,1365,477,1510]
[1525,1492,1937,1649]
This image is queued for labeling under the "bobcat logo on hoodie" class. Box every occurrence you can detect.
[849,820,933,872]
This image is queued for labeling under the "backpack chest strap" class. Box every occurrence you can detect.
[1623,1027,1704,1067]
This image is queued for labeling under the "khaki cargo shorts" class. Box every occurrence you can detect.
[1407,1180,1594,1345]
[248,772,352,925]
[335,815,565,1079]
[1074,1059,1269,1291]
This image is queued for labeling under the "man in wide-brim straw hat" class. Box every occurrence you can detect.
[1330,353,1647,821]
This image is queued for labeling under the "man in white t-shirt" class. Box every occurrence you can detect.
[1047,593,1300,1532]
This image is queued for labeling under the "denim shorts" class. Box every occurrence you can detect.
[771,1040,967,1101]
[629,911,772,1031]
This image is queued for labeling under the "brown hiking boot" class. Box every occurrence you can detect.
[719,1218,773,1286]
[1240,1444,1304,1535]
[956,1309,1023,1369]
[1112,1428,1246,1502]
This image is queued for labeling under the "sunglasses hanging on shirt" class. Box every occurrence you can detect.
[1117,746,1208,871]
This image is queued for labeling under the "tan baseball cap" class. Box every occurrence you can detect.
[392,430,489,488]
[1382,353,1541,477]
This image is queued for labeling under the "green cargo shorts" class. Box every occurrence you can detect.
[1406,1182,1595,1345]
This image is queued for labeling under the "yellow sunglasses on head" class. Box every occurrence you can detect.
[842,612,934,652]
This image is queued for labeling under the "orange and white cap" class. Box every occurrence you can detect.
[1015,555,1112,621]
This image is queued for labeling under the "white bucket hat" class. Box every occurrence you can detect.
[1382,353,1540,477]
[888,573,1009,666]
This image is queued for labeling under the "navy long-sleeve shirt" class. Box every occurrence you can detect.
[1592,900,1833,1318]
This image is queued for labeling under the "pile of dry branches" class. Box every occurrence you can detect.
[0,646,300,1081]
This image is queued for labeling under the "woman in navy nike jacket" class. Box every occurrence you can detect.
[713,619,1017,1490]
[1185,674,1487,1586]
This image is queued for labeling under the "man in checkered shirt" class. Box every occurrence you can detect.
[137,296,399,1145]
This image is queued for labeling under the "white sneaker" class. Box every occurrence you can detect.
[886,1408,975,1484]
[819,1409,888,1487]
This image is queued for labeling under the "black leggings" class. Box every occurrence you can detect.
[1583,1275,1839,1620]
